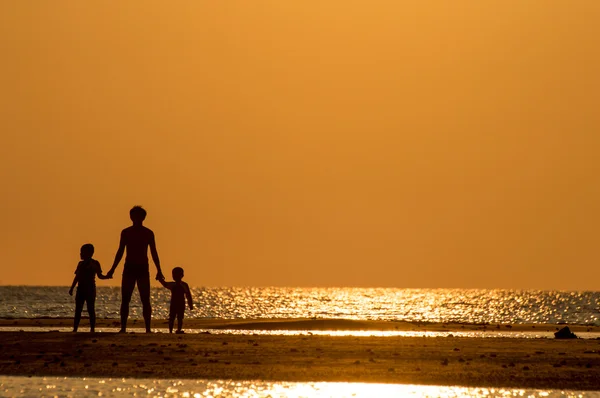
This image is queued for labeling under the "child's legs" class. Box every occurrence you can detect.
[174,306,185,331]
[86,290,97,331]
[168,311,176,333]
[74,296,85,331]
[176,310,184,331]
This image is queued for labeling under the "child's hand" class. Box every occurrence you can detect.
[69,288,73,296]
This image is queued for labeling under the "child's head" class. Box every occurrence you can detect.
[130,205,147,224]
[80,243,94,260]
[172,267,184,281]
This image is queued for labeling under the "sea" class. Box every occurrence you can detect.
[1,287,600,397]
[1,286,599,326]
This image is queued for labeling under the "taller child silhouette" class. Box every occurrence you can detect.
[107,206,164,333]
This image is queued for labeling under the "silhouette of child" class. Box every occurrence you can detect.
[69,243,109,332]
[159,267,194,333]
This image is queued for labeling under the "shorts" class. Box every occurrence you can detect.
[123,263,150,278]
[170,302,185,319]
[121,265,151,305]
[76,286,96,302]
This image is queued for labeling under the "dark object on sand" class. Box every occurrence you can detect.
[554,326,577,339]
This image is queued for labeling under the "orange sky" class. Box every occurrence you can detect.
[1,2,599,289]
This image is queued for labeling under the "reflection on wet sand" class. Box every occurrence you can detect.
[1,377,599,398]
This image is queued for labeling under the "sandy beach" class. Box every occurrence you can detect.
[1,319,600,390]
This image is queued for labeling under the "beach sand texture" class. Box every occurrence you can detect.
[1,319,600,390]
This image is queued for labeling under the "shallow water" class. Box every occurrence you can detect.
[1,376,598,398]
[1,286,599,326]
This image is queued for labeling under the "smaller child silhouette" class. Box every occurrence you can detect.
[69,243,109,332]
[159,267,194,333]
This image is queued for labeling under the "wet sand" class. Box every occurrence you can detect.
[1,319,600,390]
[2,317,599,333]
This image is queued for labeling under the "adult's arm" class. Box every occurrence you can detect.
[107,231,126,278]
[149,231,164,280]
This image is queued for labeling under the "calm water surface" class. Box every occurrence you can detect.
[1,377,598,398]
[1,287,599,326]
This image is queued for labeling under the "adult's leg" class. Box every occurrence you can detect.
[73,296,84,332]
[137,273,152,332]
[86,290,96,332]
[120,272,136,332]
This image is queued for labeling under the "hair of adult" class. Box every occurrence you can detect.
[130,205,147,221]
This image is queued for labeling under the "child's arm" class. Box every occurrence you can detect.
[69,275,78,296]
[184,283,194,310]
[96,261,110,280]
[158,278,169,288]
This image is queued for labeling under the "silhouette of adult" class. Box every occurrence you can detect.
[107,206,164,333]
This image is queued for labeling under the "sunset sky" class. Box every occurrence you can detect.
[1,2,599,289]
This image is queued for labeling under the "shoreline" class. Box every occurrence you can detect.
[2,325,600,390]
[1,317,599,334]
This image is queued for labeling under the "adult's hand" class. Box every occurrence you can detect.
[69,288,73,296]
[106,269,115,279]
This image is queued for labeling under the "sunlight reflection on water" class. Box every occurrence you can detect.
[2,287,599,326]
[1,377,598,398]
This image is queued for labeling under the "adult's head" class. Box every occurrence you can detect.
[130,206,147,225]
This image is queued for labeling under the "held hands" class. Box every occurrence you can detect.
[156,271,165,281]
[106,269,115,279]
